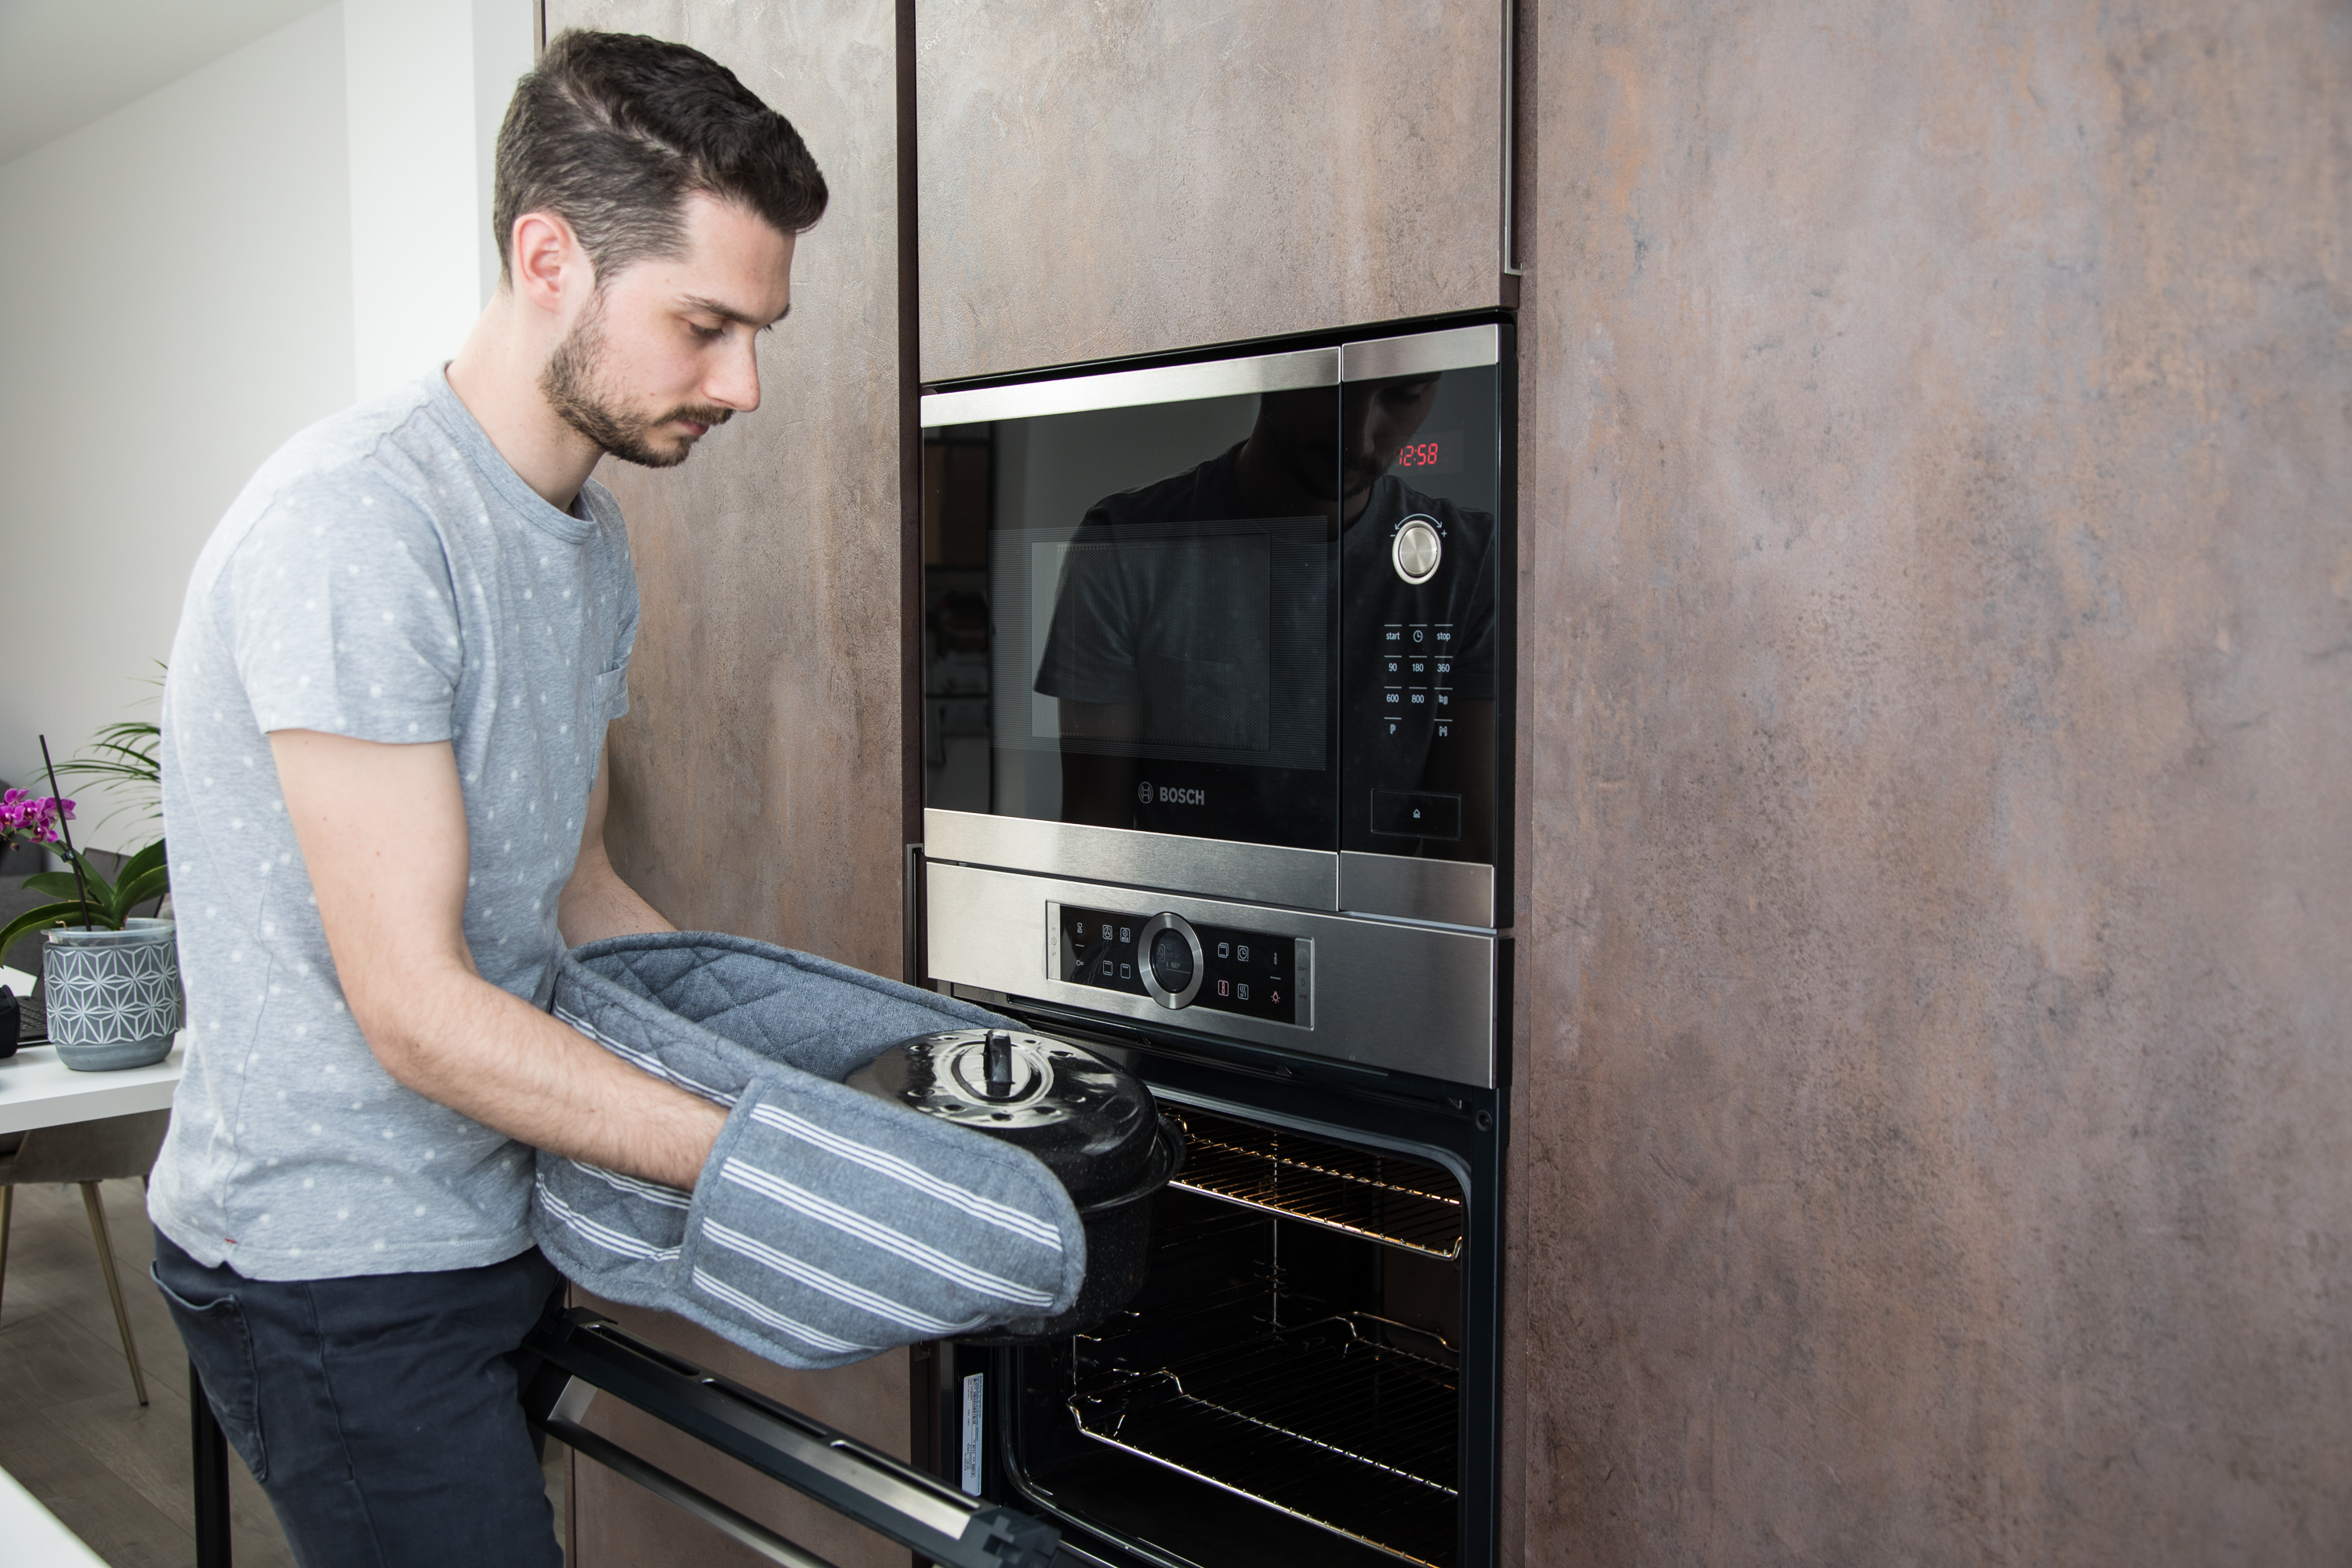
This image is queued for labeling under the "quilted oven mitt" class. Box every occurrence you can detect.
[531,932,1087,1370]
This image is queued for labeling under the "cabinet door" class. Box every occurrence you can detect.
[546,0,912,979]
[917,0,1507,382]
[536,3,916,1563]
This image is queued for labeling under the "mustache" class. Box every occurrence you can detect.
[662,405,733,430]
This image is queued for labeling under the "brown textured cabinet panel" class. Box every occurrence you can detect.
[916,0,1506,382]
[541,2,916,1562]
[1509,1,2352,1562]
[548,0,908,975]
[566,1295,912,1568]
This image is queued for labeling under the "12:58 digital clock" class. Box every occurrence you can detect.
[1392,430,1462,477]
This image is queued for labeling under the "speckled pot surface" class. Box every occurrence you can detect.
[44,916,181,1070]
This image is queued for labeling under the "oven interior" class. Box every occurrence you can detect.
[1000,1106,1468,1568]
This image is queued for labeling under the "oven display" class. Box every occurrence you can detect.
[1057,904,1298,1025]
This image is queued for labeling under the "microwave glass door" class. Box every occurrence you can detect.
[922,328,1502,868]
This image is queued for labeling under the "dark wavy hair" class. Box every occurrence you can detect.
[492,29,828,285]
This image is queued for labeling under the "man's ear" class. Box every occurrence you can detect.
[509,211,590,317]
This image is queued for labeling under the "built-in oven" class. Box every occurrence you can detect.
[917,318,1515,1568]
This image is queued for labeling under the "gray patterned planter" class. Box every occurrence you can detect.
[44,916,182,1070]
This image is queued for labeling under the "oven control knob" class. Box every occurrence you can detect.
[1137,913,1204,1009]
[1392,515,1443,585]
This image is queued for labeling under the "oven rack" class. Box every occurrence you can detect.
[1167,1109,1466,1260]
[1069,1314,1458,1568]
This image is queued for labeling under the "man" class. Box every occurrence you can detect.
[144,31,826,1565]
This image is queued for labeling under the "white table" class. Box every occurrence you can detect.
[1,965,186,1134]
[0,1464,109,1566]
[0,966,221,1563]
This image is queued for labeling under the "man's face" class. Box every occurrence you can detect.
[1341,376,1441,499]
[541,192,797,468]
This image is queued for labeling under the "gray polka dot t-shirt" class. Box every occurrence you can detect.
[148,371,637,1281]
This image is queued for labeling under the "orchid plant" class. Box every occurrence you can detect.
[0,789,171,963]
[0,789,73,848]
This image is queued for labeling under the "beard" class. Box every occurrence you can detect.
[541,298,731,469]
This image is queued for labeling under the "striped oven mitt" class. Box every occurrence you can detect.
[531,933,1087,1370]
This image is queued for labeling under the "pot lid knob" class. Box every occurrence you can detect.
[984,1030,1015,1098]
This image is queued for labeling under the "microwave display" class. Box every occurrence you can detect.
[922,325,1507,869]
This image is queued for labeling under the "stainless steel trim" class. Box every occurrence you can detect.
[920,345,1339,427]
[550,1375,597,1428]
[543,1388,841,1568]
[1340,323,1501,382]
[1135,912,1205,1008]
[924,808,1338,912]
[524,1314,1059,1568]
[928,861,1493,1087]
[1336,851,1496,929]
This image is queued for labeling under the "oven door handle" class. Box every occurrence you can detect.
[523,1310,1060,1568]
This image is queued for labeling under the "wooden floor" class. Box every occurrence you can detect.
[0,1177,566,1565]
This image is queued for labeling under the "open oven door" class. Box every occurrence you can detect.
[522,1309,1061,1568]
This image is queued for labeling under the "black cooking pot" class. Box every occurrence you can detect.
[847,1029,1182,1343]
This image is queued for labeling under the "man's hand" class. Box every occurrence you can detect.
[270,729,726,1189]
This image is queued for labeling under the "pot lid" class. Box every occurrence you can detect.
[848,1029,1160,1204]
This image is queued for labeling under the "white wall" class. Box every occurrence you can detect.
[344,0,535,399]
[0,6,354,848]
[0,0,535,849]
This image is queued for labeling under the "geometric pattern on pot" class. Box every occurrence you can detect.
[45,934,184,1047]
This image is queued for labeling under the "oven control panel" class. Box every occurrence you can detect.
[1055,903,1301,1025]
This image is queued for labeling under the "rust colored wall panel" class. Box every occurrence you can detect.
[915,0,1507,382]
[567,1296,911,1568]
[540,2,914,1561]
[546,0,906,975]
[1512,2,2351,1562]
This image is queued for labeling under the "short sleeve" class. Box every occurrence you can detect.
[219,474,463,743]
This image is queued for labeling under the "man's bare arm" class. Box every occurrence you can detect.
[270,728,725,1189]
[559,751,675,945]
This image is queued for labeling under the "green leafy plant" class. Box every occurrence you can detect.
[0,839,169,959]
[3,677,172,967]
[53,666,164,835]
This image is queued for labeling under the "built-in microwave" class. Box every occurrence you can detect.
[920,321,1512,920]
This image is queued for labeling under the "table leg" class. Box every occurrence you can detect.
[191,1357,232,1567]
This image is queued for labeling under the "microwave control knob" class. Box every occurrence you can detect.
[1392,516,1443,584]
[1137,913,1204,1010]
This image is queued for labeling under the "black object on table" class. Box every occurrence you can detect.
[192,1358,233,1566]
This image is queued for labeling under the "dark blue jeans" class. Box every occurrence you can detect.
[151,1229,564,1568]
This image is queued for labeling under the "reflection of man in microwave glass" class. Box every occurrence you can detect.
[1033,372,1496,859]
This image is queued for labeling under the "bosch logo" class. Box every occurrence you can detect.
[1156,786,1207,806]
[1137,781,1153,804]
